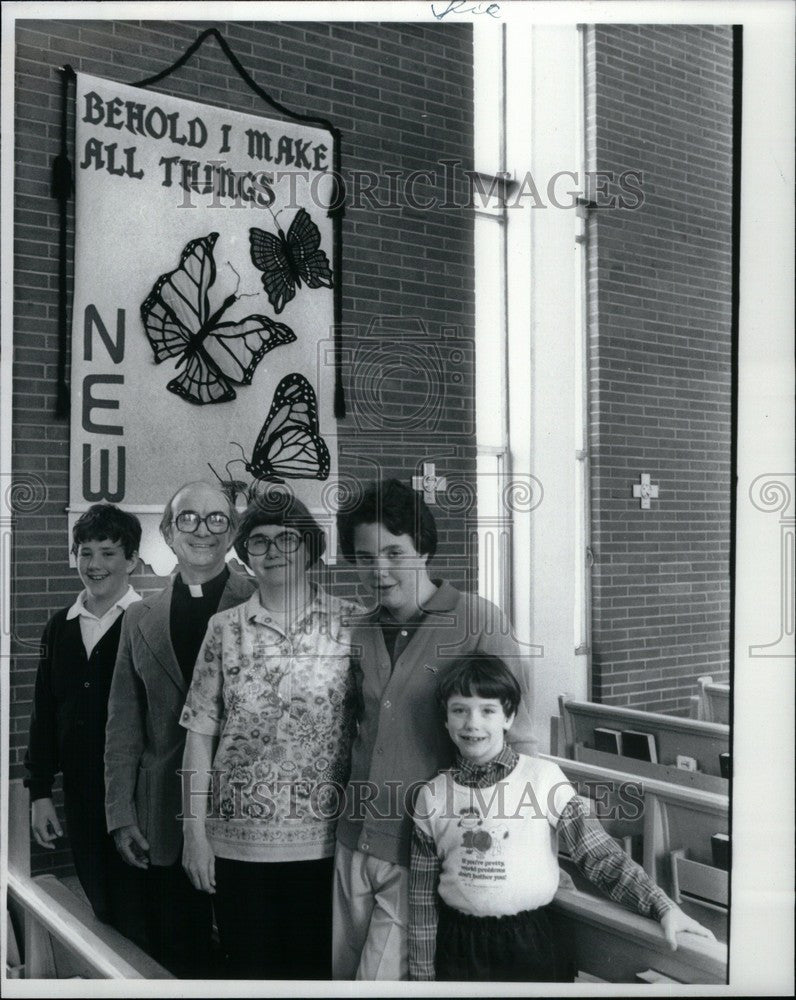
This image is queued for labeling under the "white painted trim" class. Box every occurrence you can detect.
[506,24,588,754]
[1,4,17,977]
[732,15,795,994]
[474,23,511,614]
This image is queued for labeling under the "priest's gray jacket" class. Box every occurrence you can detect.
[104,570,255,866]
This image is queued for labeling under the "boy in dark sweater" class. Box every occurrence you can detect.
[25,504,142,928]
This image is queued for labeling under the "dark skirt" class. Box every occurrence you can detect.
[214,855,335,979]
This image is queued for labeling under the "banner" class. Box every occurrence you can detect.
[68,73,338,572]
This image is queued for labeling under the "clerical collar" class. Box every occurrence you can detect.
[174,565,229,599]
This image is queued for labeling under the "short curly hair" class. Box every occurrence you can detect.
[337,478,437,563]
[234,490,326,568]
[71,504,142,559]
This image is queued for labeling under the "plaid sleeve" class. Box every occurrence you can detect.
[558,795,674,921]
[409,824,440,981]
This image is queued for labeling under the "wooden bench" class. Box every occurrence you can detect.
[553,695,730,793]
[694,675,731,724]
[543,753,730,943]
[553,886,728,984]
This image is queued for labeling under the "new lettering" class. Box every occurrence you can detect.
[81,306,126,502]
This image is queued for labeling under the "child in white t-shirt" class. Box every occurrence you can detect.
[408,654,715,981]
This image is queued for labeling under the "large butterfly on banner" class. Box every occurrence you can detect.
[229,372,331,483]
[141,232,296,405]
[249,208,333,315]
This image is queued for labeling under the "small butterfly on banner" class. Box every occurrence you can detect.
[224,372,331,485]
[249,207,333,315]
[141,232,296,405]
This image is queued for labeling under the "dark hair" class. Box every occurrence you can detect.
[234,490,326,568]
[437,654,522,719]
[337,478,437,563]
[159,480,238,539]
[71,504,142,559]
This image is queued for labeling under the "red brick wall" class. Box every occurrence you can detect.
[12,18,475,875]
[585,24,733,714]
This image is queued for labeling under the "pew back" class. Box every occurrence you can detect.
[558,695,730,793]
[696,675,731,724]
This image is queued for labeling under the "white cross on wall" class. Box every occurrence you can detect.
[412,462,447,505]
[632,473,660,510]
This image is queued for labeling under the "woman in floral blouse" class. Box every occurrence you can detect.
[180,490,360,979]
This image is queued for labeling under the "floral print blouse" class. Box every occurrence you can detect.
[180,589,361,862]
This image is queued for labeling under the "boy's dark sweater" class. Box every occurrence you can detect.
[25,608,125,806]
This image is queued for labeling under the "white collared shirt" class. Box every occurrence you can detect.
[65,584,142,657]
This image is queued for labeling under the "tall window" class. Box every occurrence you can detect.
[474,22,590,745]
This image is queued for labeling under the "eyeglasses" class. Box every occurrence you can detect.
[244,531,302,556]
[174,511,231,534]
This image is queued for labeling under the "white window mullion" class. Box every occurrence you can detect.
[474,23,510,613]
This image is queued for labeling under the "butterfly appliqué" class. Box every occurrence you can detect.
[249,209,333,315]
[242,373,330,483]
[141,232,296,405]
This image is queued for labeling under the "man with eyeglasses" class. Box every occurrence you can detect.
[104,480,254,977]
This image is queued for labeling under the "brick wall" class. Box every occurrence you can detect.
[12,18,475,875]
[585,24,734,714]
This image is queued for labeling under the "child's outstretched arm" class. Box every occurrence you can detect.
[557,795,717,950]
[660,905,717,950]
[409,825,441,980]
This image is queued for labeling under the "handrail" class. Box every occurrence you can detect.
[7,868,172,979]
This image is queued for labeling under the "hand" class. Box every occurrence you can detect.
[661,905,717,950]
[31,798,63,850]
[182,827,216,894]
[112,824,150,869]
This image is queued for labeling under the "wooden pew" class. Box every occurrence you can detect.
[555,695,730,793]
[543,753,730,943]
[695,675,731,724]
[553,886,728,984]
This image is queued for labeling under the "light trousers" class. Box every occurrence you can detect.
[332,842,409,980]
